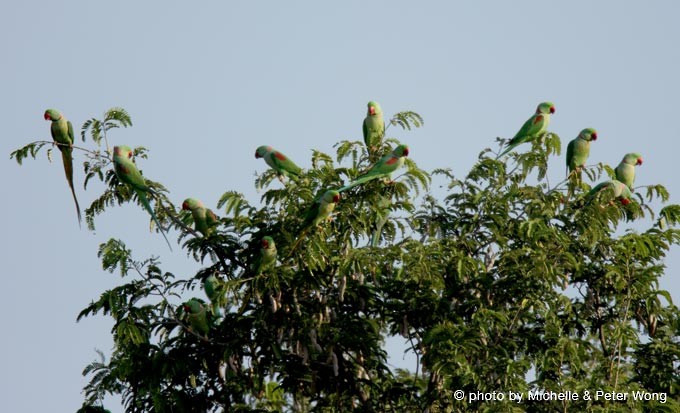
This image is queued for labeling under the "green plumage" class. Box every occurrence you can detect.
[499,102,555,157]
[112,145,172,250]
[182,198,219,236]
[339,144,409,193]
[44,109,82,226]
[182,298,211,336]
[255,146,302,180]
[302,190,341,229]
[363,101,385,153]
[614,152,643,190]
[252,236,277,275]
[566,128,597,176]
[587,179,633,205]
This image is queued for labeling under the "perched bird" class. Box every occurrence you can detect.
[587,180,633,205]
[338,144,409,193]
[203,274,226,317]
[363,101,385,153]
[182,198,219,236]
[112,145,172,250]
[182,298,210,337]
[302,189,341,229]
[614,152,643,190]
[566,128,598,177]
[499,102,555,157]
[252,236,277,275]
[44,109,82,226]
[255,146,302,181]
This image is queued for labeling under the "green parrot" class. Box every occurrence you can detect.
[498,102,555,157]
[363,101,385,153]
[182,198,219,236]
[338,144,409,193]
[614,152,643,190]
[587,179,633,205]
[181,298,210,337]
[566,128,598,176]
[112,145,172,250]
[203,274,226,317]
[44,109,82,226]
[252,236,277,275]
[255,146,302,180]
[302,189,341,229]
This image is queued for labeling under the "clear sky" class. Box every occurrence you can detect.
[3,2,679,412]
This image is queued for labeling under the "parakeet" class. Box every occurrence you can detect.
[44,109,82,226]
[252,236,277,275]
[182,298,210,336]
[587,179,633,205]
[255,146,302,180]
[112,145,172,250]
[338,144,409,193]
[182,198,219,236]
[302,189,341,229]
[499,102,555,157]
[363,101,385,153]
[614,152,643,190]
[203,274,226,317]
[566,128,598,176]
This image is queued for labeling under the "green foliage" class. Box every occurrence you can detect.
[12,106,680,412]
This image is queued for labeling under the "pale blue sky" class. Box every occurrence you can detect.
[3,2,679,412]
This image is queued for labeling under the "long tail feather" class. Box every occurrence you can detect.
[60,149,82,227]
[137,190,173,251]
[338,173,381,193]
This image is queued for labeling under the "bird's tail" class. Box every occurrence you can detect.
[60,148,82,227]
[137,190,173,251]
[338,174,380,193]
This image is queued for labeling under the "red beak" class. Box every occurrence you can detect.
[334,194,341,202]
[621,198,630,206]
[369,106,376,115]
[255,151,261,159]
[591,133,597,141]
[550,107,555,114]
[262,240,269,248]
[637,158,643,165]
[403,148,410,156]
[44,113,50,120]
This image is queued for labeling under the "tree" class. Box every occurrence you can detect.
[12,106,680,412]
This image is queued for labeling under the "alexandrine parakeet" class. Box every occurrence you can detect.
[182,198,219,236]
[255,146,302,181]
[499,102,555,157]
[112,145,172,250]
[587,179,633,205]
[566,128,598,176]
[252,236,277,275]
[302,189,341,229]
[614,152,643,190]
[338,145,409,193]
[182,298,211,337]
[44,109,82,226]
[363,101,385,153]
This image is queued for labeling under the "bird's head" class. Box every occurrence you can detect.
[537,102,555,115]
[261,236,274,249]
[182,198,202,211]
[113,145,133,159]
[367,101,382,116]
[580,128,598,141]
[623,152,643,166]
[255,146,271,159]
[394,144,410,157]
[44,109,61,121]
